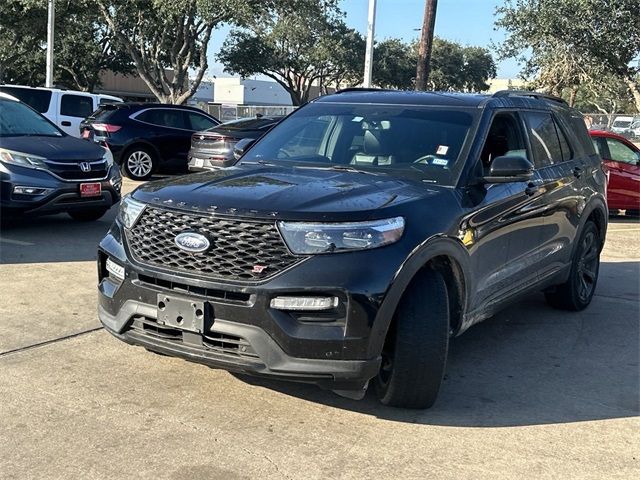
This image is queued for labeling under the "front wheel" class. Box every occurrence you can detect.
[545,221,601,311]
[375,269,450,409]
[68,208,108,222]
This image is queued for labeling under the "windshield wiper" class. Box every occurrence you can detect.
[240,159,278,167]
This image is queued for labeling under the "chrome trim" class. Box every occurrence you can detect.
[40,165,112,182]
[129,107,217,132]
[44,159,106,166]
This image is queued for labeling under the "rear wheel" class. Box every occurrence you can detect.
[123,147,155,180]
[68,208,108,222]
[545,221,601,311]
[374,269,449,409]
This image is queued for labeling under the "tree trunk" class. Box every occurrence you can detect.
[626,78,640,113]
[415,0,438,91]
[568,87,578,107]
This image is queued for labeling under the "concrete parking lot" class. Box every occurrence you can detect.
[0,178,638,479]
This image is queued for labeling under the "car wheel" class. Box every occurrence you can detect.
[68,208,108,222]
[374,268,449,409]
[123,147,155,180]
[545,221,601,311]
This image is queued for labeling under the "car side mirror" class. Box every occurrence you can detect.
[483,155,534,183]
[233,138,257,160]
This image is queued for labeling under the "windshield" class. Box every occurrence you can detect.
[241,102,475,185]
[613,120,631,128]
[0,99,64,137]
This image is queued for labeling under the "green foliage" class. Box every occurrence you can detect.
[0,0,132,91]
[96,0,265,104]
[218,0,364,105]
[373,37,496,92]
[496,0,640,112]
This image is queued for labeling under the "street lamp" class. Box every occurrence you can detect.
[46,0,55,87]
[363,0,377,88]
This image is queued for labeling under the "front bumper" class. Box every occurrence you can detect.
[96,221,408,390]
[0,162,122,216]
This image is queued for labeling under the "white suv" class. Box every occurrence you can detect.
[0,85,122,137]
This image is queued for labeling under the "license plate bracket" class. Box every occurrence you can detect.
[156,294,207,333]
[80,182,102,197]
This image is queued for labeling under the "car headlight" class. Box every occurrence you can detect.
[118,194,146,228]
[0,148,47,169]
[102,147,114,167]
[277,217,405,254]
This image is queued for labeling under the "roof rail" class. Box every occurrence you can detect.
[335,87,392,94]
[492,90,568,106]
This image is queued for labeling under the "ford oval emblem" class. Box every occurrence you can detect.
[174,232,210,253]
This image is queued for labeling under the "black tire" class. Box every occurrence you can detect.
[122,146,156,180]
[545,221,601,311]
[68,208,108,222]
[374,268,450,409]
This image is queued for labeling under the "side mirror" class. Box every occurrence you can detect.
[233,137,257,160]
[483,155,534,183]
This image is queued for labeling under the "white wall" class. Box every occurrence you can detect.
[212,77,292,106]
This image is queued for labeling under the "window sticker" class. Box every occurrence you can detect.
[436,145,449,156]
[352,116,363,122]
[432,158,449,166]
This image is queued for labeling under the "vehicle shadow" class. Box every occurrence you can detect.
[234,260,639,427]
[0,209,117,264]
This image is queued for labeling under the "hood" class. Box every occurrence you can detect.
[0,135,105,161]
[132,165,445,220]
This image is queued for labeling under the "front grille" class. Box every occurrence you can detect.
[45,159,108,180]
[129,316,259,359]
[137,273,252,304]
[126,207,302,282]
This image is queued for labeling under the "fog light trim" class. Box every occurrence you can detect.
[13,185,52,195]
[106,257,125,281]
[270,296,338,311]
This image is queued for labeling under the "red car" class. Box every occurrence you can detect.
[590,130,640,215]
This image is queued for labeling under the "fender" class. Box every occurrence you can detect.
[572,194,608,260]
[366,235,473,358]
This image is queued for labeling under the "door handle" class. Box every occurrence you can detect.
[525,182,540,196]
[61,121,71,127]
[573,166,584,178]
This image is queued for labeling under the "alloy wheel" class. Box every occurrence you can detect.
[577,230,599,302]
[127,151,153,178]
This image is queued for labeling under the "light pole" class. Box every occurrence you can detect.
[415,0,438,91]
[363,0,377,88]
[45,0,55,87]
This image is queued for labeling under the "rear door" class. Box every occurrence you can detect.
[522,110,581,281]
[133,108,191,166]
[58,93,95,136]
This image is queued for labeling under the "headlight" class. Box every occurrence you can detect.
[102,147,114,167]
[0,148,47,169]
[118,194,146,228]
[277,217,404,254]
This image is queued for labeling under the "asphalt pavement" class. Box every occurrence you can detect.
[0,178,638,479]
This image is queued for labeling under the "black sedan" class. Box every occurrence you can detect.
[188,116,283,171]
[80,103,219,180]
[0,93,121,221]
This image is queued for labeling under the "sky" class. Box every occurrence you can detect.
[206,0,521,80]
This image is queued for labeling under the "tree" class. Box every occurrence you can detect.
[0,0,132,91]
[373,39,417,89]
[96,0,262,104]
[496,0,640,112]
[218,0,364,105]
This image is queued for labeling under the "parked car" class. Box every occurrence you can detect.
[0,85,122,137]
[624,120,640,140]
[590,130,640,216]
[80,103,220,180]
[188,115,284,171]
[0,93,121,221]
[98,89,607,409]
[610,115,634,135]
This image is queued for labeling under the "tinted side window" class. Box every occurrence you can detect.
[60,94,94,118]
[0,87,52,113]
[136,109,188,129]
[555,120,573,162]
[524,112,562,168]
[480,113,528,169]
[187,112,217,131]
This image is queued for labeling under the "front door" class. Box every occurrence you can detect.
[58,93,95,137]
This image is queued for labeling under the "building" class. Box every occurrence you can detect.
[485,78,531,94]
[212,78,292,106]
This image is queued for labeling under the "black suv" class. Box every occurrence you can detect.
[98,89,607,408]
[80,103,219,180]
